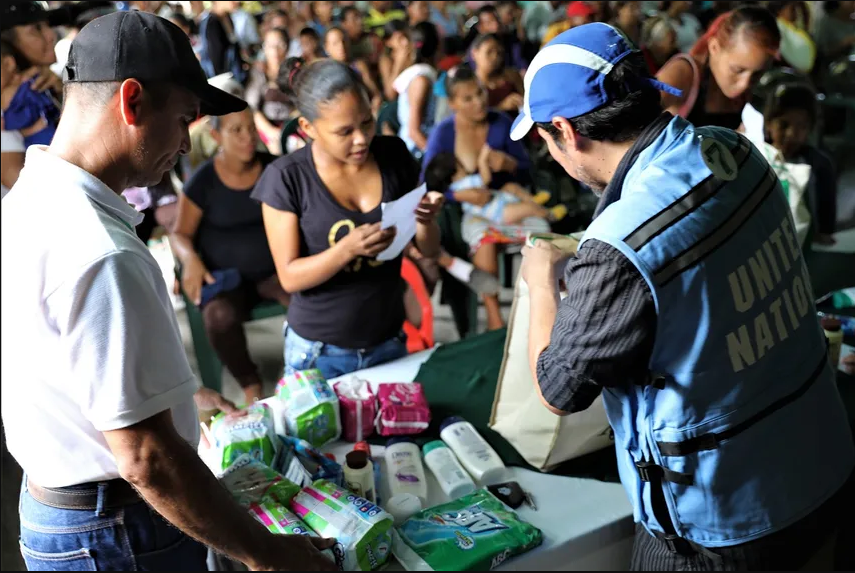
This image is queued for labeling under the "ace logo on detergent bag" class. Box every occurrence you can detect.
[441,508,508,550]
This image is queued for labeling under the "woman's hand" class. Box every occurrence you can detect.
[487,148,519,173]
[182,256,215,306]
[415,191,445,225]
[340,223,397,259]
[29,67,63,94]
[497,92,524,112]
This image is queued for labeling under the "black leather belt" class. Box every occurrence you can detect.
[27,478,143,511]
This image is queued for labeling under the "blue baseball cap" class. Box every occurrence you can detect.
[510,23,682,141]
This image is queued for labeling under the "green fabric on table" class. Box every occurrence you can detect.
[414,328,531,470]
[411,329,622,482]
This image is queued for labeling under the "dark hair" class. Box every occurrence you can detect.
[471,33,502,51]
[167,12,195,34]
[691,6,780,60]
[281,58,368,121]
[763,82,817,125]
[384,18,409,39]
[410,21,440,63]
[445,63,478,98]
[277,56,305,106]
[300,26,321,40]
[341,5,361,22]
[535,52,663,143]
[476,5,500,19]
[424,153,459,193]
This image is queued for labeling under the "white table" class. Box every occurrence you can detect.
[261,348,635,571]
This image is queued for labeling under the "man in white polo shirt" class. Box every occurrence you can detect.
[0,11,335,572]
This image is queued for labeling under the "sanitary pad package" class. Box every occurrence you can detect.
[375,383,431,437]
[209,403,278,471]
[277,369,342,447]
[220,455,301,508]
[291,480,394,571]
[335,378,377,443]
[248,500,340,567]
[394,489,542,571]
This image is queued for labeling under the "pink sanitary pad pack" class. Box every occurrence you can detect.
[375,383,431,437]
[334,378,376,443]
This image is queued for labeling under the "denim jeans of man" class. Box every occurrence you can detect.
[19,480,206,571]
[284,326,408,380]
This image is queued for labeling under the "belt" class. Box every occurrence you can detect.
[27,478,143,512]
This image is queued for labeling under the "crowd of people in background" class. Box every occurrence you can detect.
[1,0,853,398]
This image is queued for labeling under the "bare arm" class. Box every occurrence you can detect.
[528,283,566,416]
[169,194,214,305]
[169,194,203,267]
[379,54,401,101]
[478,145,494,187]
[104,411,335,571]
[262,206,351,292]
[407,76,432,152]
[656,58,694,116]
[355,59,383,105]
[0,151,24,190]
[254,112,283,156]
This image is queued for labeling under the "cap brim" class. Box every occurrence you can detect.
[510,112,534,142]
[196,82,248,117]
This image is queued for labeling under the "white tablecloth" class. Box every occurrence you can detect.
[259,349,635,571]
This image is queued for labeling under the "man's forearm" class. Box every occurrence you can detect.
[107,416,273,569]
[528,283,560,389]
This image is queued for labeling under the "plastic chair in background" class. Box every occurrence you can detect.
[401,256,435,353]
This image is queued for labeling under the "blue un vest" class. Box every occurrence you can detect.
[581,116,854,547]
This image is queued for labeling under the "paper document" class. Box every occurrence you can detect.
[377,183,427,261]
[811,227,855,254]
[741,103,765,149]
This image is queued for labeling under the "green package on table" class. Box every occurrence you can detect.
[291,479,394,571]
[248,499,339,567]
[395,489,543,571]
[210,402,278,471]
[276,369,342,447]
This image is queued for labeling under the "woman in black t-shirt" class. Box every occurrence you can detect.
[252,59,444,380]
[171,108,289,405]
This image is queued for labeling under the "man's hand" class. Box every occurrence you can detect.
[521,239,570,288]
[194,387,238,414]
[251,535,338,571]
[415,191,444,225]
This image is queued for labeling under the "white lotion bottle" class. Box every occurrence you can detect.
[385,437,428,504]
[439,417,506,485]
[422,440,476,499]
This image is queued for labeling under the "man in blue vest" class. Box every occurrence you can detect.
[516,23,855,570]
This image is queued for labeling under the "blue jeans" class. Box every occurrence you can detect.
[284,327,408,379]
[19,481,206,571]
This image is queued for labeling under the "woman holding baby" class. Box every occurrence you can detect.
[421,65,554,331]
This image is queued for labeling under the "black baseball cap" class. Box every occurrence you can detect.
[64,10,246,117]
